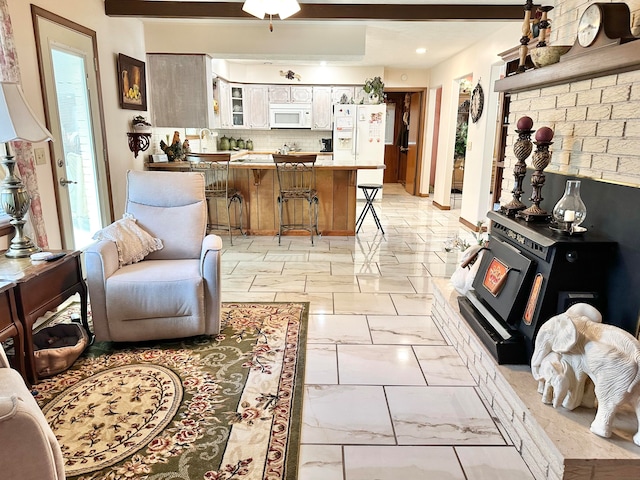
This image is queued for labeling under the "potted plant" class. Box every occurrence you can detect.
[363,76,386,104]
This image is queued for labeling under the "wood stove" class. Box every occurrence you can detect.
[458,210,616,364]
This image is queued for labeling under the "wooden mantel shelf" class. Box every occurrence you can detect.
[494,40,640,93]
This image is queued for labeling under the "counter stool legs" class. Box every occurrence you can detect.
[355,184,384,234]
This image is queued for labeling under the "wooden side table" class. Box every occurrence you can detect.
[0,251,90,383]
[0,280,26,382]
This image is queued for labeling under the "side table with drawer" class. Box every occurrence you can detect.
[0,250,90,383]
[0,280,26,381]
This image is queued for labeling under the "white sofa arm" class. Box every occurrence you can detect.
[85,240,120,342]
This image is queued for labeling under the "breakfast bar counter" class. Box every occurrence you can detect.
[145,152,384,236]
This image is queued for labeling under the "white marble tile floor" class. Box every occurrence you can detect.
[220,183,535,480]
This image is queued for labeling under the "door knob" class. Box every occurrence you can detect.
[59,178,77,187]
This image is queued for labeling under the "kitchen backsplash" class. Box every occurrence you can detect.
[151,127,331,155]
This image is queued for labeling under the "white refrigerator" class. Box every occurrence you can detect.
[333,104,386,199]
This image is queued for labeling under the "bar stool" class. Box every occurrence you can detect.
[273,154,320,245]
[187,153,245,245]
[355,184,384,234]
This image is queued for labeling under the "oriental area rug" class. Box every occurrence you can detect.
[33,302,308,480]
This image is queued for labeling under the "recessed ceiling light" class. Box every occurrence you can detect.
[320,61,327,67]
[416,47,427,54]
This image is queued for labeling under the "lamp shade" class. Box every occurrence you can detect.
[0,82,52,144]
[242,0,300,19]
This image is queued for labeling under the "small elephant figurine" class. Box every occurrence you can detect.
[531,303,640,445]
[534,351,596,410]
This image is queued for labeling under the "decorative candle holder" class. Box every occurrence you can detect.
[517,0,534,73]
[501,116,534,216]
[518,126,554,222]
[550,180,587,235]
[536,6,554,47]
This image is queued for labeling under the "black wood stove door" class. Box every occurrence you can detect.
[472,238,536,326]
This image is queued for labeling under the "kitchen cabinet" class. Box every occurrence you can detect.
[268,85,313,103]
[147,54,215,128]
[246,85,270,129]
[331,86,355,104]
[218,79,232,128]
[312,86,332,130]
[230,84,247,127]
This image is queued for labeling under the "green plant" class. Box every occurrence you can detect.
[455,122,468,158]
[363,76,385,103]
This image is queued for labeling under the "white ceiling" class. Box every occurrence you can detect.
[140,1,524,70]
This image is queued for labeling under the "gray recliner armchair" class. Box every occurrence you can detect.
[85,170,223,342]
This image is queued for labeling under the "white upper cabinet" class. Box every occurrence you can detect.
[148,54,215,128]
[269,85,313,103]
[312,86,332,130]
[331,86,356,104]
[217,79,233,128]
[245,85,270,129]
[230,84,247,128]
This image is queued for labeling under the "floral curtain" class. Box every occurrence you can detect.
[0,0,49,248]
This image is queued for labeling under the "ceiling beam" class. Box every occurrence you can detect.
[105,1,529,21]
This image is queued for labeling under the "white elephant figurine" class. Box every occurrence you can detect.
[534,351,596,410]
[450,244,485,295]
[531,303,640,445]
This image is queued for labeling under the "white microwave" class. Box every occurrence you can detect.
[269,103,312,129]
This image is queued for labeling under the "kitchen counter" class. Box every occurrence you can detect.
[145,151,383,236]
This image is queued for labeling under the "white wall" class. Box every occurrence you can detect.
[7,0,147,247]
[423,22,521,227]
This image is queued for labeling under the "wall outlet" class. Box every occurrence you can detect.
[34,148,46,165]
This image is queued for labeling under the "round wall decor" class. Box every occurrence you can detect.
[470,82,484,123]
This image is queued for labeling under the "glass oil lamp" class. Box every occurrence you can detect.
[552,180,587,234]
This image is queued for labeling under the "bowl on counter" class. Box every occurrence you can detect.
[529,45,571,68]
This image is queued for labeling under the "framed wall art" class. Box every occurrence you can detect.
[117,53,147,111]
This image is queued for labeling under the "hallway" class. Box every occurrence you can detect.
[220,183,534,479]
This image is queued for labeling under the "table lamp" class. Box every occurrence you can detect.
[0,82,52,258]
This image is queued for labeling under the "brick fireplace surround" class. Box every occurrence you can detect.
[437,1,640,478]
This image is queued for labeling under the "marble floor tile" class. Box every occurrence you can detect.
[301,385,395,444]
[394,252,446,264]
[377,263,429,276]
[455,446,535,479]
[413,346,476,386]
[232,260,284,275]
[298,445,344,480]
[334,293,397,315]
[274,292,334,314]
[408,276,436,294]
[306,275,360,293]
[331,262,380,276]
[221,274,255,291]
[249,274,306,292]
[386,386,505,445]
[221,292,276,303]
[282,261,332,276]
[424,262,457,277]
[307,314,372,344]
[343,446,465,480]
[357,275,416,293]
[390,293,433,315]
[220,261,239,275]
[367,316,446,345]
[309,252,355,263]
[337,345,426,385]
[305,344,338,384]
[221,251,267,262]
[263,252,310,262]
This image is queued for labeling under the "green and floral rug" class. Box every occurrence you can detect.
[33,302,308,480]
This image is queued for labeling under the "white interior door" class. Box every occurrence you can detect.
[34,10,111,250]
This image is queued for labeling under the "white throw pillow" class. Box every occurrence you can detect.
[92,213,163,266]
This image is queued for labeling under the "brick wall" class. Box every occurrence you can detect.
[501,0,640,203]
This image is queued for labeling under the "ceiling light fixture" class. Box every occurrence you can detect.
[242,0,301,32]
[416,47,427,54]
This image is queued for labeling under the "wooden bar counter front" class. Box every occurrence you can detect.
[146,153,384,236]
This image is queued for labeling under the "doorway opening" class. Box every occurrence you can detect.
[452,76,472,196]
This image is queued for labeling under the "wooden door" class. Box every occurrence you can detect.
[430,87,442,193]
[405,92,422,195]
